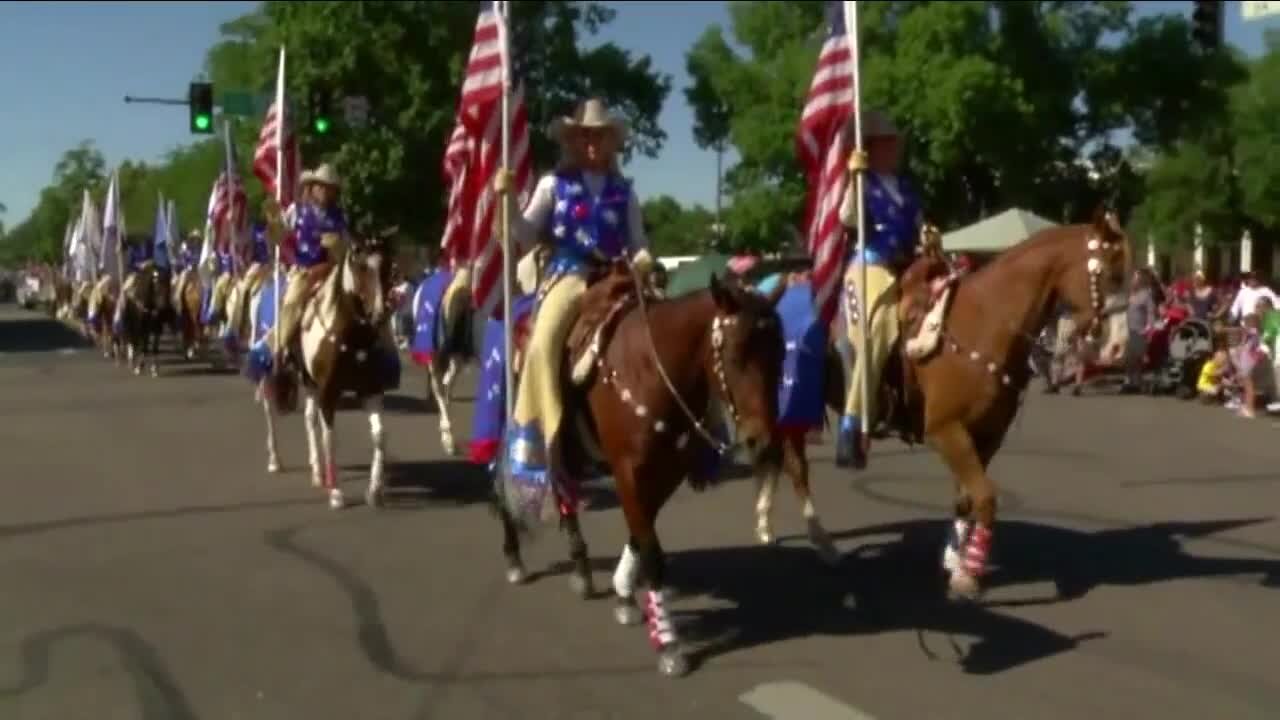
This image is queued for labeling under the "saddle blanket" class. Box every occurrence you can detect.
[410,269,454,368]
[759,275,827,432]
[245,272,291,383]
[243,271,401,391]
[470,293,535,464]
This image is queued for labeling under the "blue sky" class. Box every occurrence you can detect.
[1,1,1277,227]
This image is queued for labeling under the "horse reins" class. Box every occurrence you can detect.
[624,260,740,456]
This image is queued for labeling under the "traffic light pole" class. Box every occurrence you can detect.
[123,95,190,106]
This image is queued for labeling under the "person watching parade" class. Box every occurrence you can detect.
[494,97,654,486]
[835,108,927,471]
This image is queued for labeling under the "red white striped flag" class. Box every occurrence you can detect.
[797,1,857,326]
[441,0,532,318]
[208,122,247,255]
[253,99,300,211]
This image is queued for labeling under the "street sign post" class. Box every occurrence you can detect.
[219,91,257,117]
[343,96,370,128]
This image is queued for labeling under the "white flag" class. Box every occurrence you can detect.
[1244,1,1280,20]
[101,170,123,279]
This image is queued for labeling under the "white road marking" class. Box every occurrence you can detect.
[740,681,878,720]
[57,348,78,355]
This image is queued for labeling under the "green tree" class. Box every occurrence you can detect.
[643,195,715,255]
[204,1,671,244]
[685,2,1234,251]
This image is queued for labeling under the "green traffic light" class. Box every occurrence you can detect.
[194,114,211,131]
[314,117,330,134]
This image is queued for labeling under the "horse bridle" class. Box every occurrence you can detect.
[625,261,743,456]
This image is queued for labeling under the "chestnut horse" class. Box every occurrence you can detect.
[884,208,1130,599]
[495,265,785,677]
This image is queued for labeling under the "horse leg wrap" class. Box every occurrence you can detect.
[645,589,677,649]
[613,544,639,599]
[962,523,993,577]
[943,517,971,572]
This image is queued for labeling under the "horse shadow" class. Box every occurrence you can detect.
[340,459,494,508]
[0,317,93,354]
[664,515,1280,674]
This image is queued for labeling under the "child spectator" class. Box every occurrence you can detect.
[1197,349,1230,403]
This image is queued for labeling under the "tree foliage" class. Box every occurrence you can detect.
[685,1,1242,251]
[642,195,716,256]
[6,0,669,263]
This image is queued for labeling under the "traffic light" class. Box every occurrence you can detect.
[189,82,214,134]
[1191,0,1222,50]
[309,88,332,135]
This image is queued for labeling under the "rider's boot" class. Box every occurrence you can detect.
[835,414,868,470]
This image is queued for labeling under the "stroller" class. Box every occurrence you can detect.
[1124,305,1215,396]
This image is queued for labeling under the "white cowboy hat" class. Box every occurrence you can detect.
[547,98,629,145]
[309,163,342,188]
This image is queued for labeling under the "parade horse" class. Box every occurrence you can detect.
[87,277,124,362]
[246,230,399,509]
[120,262,174,377]
[495,262,786,677]
[876,207,1130,599]
[413,246,549,456]
[172,268,206,362]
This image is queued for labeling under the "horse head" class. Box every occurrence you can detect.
[342,229,393,328]
[1058,206,1130,339]
[707,272,786,461]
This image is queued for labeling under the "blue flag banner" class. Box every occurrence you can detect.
[245,270,290,383]
[759,275,828,432]
[470,292,535,465]
[410,269,454,367]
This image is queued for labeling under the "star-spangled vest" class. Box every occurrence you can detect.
[250,224,271,265]
[128,240,152,271]
[293,202,347,268]
[854,172,922,269]
[545,170,631,276]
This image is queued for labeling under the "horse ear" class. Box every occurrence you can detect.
[1090,205,1110,233]
[709,272,738,312]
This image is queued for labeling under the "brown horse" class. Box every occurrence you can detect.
[173,269,205,362]
[259,230,397,509]
[496,265,785,677]
[882,208,1130,599]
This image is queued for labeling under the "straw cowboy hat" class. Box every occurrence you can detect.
[547,98,629,145]
[302,163,342,188]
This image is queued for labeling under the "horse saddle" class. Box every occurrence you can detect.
[901,256,962,361]
[566,260,657,387]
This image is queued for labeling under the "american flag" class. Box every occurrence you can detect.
[797,1,858,326]
[253,99,300,207]
[208,125,248,252]
[441,0,532,318]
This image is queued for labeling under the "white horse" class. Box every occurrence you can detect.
[250,234,394,510]
[420,248,545,456]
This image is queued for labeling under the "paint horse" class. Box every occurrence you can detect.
[883,207,1130,599]
[172,266,207,362]
[86,276,124,362]
[245,230,399,509]
[496,262,785,677]
[413,247,549,457]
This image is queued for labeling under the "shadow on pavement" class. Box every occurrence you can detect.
[666,514,1279,674]
[0,313,92,354]
[0,623,196,720]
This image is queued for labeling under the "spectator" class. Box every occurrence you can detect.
[1121,268,1157,393]
[1227,272,1280,323]
[1230,313,1267,418]
[1186,270,1218,321]
[1197,348,1230,403]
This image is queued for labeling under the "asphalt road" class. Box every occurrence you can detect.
[1,303,1279,720]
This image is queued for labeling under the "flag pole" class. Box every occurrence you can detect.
[113,171,125,285]
[497,1,516,447]
[272,46,286,365]
[845,0,869,445]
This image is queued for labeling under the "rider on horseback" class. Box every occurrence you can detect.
[265,163,348,367]
[835,109,928,470]
[494,97,654,485]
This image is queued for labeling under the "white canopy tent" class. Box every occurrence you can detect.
[942,208,1059,254]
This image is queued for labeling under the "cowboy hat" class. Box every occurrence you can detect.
[847,108,899,140]
[547,98,629,144]
[308,164,342,188]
